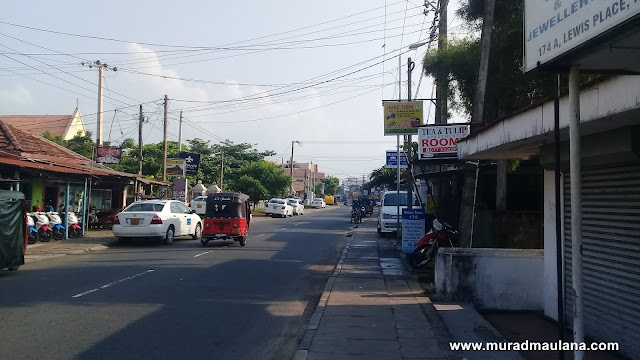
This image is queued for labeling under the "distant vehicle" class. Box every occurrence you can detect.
[312,198,326,208]
[324,195,334,205]
[265,198,293,218]
[112,200,202,245]
[287,198,305,215]
[189,196,207,215]
[377,191,420,235]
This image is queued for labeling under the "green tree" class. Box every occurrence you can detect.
[323,176,340,195]
[235,160,290,199]
[234,175,269,209]
[43,130,96,159]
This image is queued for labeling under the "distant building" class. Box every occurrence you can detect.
[282,159,325,197]
[0,108,86,141]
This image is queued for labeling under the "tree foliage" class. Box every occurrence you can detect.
[234,175,269,209]
[43,130,96,159]
[236,160,290,199]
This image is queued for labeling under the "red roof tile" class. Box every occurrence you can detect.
[0,115,74,138]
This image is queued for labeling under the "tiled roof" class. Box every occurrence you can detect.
[0,120,136,178]
[0,115,74,138]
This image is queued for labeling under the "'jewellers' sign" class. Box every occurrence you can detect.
[524,0,640,72]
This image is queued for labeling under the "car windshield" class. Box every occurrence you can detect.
[195,196,207,201]
[270,199,285,204]
[383,193,420,206]
[287,199,297,204]
[124,203,165,212]
[314,198,323,202]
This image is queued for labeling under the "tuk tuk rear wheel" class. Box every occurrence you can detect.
[8,266,19,271]
[201,239,209,247]
[238,236,246,247]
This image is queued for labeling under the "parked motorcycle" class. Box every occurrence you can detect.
[34,212,53,242]
[67,212,82,238]
[27,214,39,244]
[47,212,65,240]
[409,216,459,268]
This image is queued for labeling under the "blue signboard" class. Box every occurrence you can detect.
[401,208,425,254]
[386,150,408,168]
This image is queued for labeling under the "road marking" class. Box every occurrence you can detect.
[193,251,212,258]
[72,269,155,298]
[253,234,265,239]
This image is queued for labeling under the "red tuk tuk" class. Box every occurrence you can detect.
[201,192,251,247]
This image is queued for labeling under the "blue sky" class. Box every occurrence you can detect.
[0,0,467,180]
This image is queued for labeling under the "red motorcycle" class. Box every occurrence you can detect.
[409,216,459,268]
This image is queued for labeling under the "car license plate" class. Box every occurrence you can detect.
[273,206,278,209]
[130,218,140,225]
[197,204,202,208]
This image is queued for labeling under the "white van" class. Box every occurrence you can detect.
[377,191,420,235]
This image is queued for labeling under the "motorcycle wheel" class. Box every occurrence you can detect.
[70,228,81,238]
[28,231,39,244]
[409,244,436,269]
[53,228,64,240]
[38,229,52,242]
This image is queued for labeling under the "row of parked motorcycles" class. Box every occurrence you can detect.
[26,209,82,244]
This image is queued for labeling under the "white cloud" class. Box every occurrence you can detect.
[0,84,33,108]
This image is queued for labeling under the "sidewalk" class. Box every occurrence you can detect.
[295,219,462,360]
[24,229,114,263]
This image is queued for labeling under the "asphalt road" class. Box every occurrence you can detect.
[0,206,353,360]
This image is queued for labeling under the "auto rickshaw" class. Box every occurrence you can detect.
[201,192,251,247]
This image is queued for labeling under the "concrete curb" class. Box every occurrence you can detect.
[25,241,111,264]
[295,228,356,359]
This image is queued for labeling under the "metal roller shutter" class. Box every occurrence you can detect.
[564,162,640,358]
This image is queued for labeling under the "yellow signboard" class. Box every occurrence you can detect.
[166,158,186,176]
[383,101,423,135]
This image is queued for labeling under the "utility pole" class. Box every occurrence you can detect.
[81,60,117,146]
[407,57,415,209]
[290,141,302,195]
[220,151,224,189]
[178,110,183,152]
[162,95,168,182]
[435,0,448,125]
[459,0,495,248]
[138,105,143,175]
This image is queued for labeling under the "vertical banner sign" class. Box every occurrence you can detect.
[166,158,186,176]
[418,124,470,159]
[386,150,408,168]
[383,101,423,135]
[96,146,122,164]
[172,178,187,202]
[178,152,201,176]
[402,208,425,254]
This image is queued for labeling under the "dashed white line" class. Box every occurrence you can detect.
[253,234,265,239]
[193,251,212,258]
[72,269,155,298]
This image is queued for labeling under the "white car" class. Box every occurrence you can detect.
[287,198,305,215]
[113,200,203,245]
[377,191,420,235]
[311,198,326,208]
[265,198,293,218]
[189,196,207,215]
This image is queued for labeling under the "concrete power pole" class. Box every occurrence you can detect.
[138,105,143,175]
[407,57,415,209]
[290,142,295,195]
[97,65,104,147]
[459,0,495,248]
[434,0,448,125]
[178,110,183,152]
[220,151,224,189]
[163,95,168,182]
[81,60,116,147]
